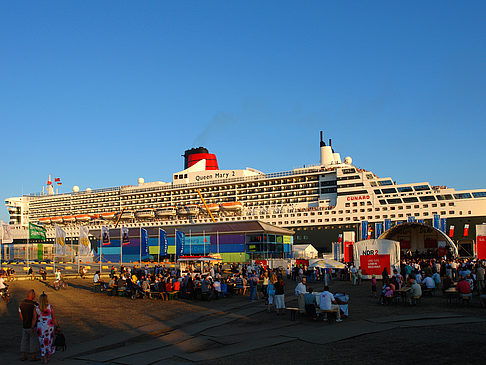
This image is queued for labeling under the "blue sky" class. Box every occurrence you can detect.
[1,1,485,222]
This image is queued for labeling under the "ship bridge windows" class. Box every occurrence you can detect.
[382,188,397,194]
[472,192,486,198]
[342,168,356,174]
[413,185,430,191]
[338,175,360,181]
[378,180,393,186]
[403,197,419,203]
[436,194,453,200]
[454,193,472,199]
[420,196,436,202]
[397,186,413,193]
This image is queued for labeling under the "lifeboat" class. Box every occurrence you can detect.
[101,212,116,220]
[221,202,243,211]
[155,207,177,217]
[63,215,76,223]
[200,203,220,213]
[51,216,63,224]
[136,209,155,219]
[177,205,200,216]
[38,217,51,224]
[76,214,91,222]
[120,211,135,220]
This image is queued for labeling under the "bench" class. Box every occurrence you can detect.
[286,307,302,321]
[148,291,161,300]
[316,308,339,324]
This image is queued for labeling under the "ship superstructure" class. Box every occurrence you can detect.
[5,132,486,252]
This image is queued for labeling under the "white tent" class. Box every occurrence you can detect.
[293,244,318,259]
[353,239,400,279]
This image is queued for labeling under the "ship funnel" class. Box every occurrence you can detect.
[320,132,335,166]
[320,131,325,147]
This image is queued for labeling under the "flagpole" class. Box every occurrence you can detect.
[99,231,102,274]
[120,227,123,266]
[27,224,29,267]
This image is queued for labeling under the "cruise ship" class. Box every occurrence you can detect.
[5,132,486,254]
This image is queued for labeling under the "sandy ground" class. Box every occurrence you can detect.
[1,277,485,364]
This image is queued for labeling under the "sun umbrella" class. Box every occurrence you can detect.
[308,258,346,269]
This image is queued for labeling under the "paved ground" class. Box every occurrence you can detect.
[1,277,485,364]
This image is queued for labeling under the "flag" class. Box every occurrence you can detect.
[121,227,130,246]
[384,219,392,232]
[1,222,13,243]
[407,216,416,223]
[464,224,469,237]
[175,230,185,258]
[140,228,149,259]
[376,223,383,238]
[79,226,90,256]
[418,219,424,224]
[55,225,66,255]
[440,218,447,234]
[433,215,440,229]
[338,233,342,243]
[361,221,368,240]
[55,178,62,186]
[29,223,46,240]
[159,229,168,256]
[101,226,111,246]
[449,225,455,238]
[367,229,372,240]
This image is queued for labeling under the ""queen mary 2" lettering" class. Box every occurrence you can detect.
[347,195,370,201]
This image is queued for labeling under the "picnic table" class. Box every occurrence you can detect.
[444,287,458,305]
[395,286,411,302]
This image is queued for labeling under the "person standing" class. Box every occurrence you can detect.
[274,277,286,315]
[476,264,485,294]
[19,289,39,361]
[28,266,34,280]
[295,277,307,313]
[248,270,259,301]
[32,293,58,364]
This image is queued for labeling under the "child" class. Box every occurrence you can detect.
[371,275,377,297]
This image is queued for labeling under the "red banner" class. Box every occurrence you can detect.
[449,225,455,238]
[255,260,268,268]
[344,242,353,263]
[360,254,390,276]
[464,224,469,237]
[478,236,486,260]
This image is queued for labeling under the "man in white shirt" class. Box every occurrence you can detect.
[319,286,341,322]
[295,278,307,313]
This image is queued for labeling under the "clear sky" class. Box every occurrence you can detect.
[1,1,485,222]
